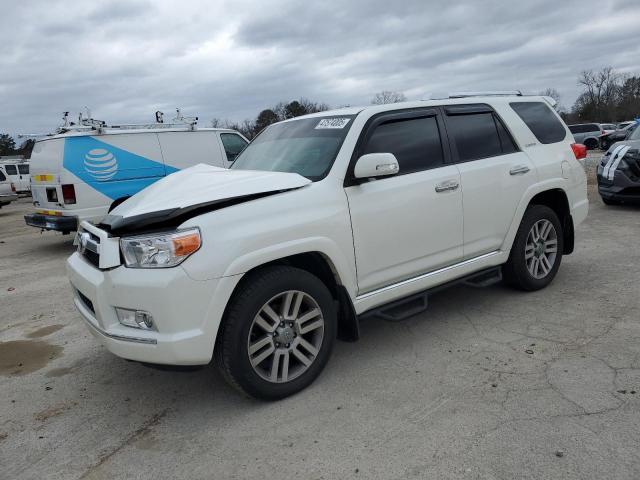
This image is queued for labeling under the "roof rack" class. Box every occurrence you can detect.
[428,90,523,100]
[19,108,201,138]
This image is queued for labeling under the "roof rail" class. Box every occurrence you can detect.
[428,90,523,100]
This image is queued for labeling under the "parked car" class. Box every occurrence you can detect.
[601,123,616,134]
[0,168,18,208]
[0,158,30,193]
[600,122,638,150]
[25,123,248,234]
[597,122,640,205]
[568,123,603,149]
[67,94,588,399]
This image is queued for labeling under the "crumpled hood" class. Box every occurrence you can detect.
[102,163,311,234]
[609,139,640,152]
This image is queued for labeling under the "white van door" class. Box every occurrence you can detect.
[157,131,226,170]
[17,164,30,191]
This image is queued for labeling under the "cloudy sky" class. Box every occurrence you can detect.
[1,0,639,137]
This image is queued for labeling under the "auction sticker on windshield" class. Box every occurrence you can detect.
[315,118,351,129]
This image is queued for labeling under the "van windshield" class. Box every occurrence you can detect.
[231,115,356,181]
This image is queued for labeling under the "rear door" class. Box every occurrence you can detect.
[17,164,30,191]
[443,104,536,259]
[345,108,463,293]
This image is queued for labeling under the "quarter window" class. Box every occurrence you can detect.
[446,112,510,162]
[4,165,17,175]
[220,133,248,162]
[511,102,568,144]
[0,171,6,181]
[363,116,444,174]
[18,164,29,174]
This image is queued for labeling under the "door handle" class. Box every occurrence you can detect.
[435,180,459,193]
[509,165,530,175]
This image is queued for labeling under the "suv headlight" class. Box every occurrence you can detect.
[120,228,201,268]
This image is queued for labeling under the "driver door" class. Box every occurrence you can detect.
[344,109,463,294]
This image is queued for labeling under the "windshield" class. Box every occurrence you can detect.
[627,123,640,140]
[231,115,356,180]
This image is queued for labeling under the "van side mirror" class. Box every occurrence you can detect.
[354,153,399,179]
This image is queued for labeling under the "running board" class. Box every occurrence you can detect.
[361,266,502,322]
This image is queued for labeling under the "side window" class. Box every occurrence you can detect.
[18,164,29,174]
[495,116,518,154]
[0,170,6,181]
[220,133,248,162]
[4,165,17,175]
[511,102,567,144]
[446,112,504,162]
[363,115,444,174]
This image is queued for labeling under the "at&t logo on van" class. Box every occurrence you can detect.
[84,148,118,181]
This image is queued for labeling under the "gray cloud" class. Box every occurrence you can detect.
[1,0,639,137]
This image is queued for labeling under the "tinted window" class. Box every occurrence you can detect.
[363,115,444,174]
[0,171,5,181]
[495,116,518,154]
[446,112,503,161]
[18,164,29,174]
[4,165,17,175]
[220,133,248,162]
[511,102,567,143]
[569,124,599,134]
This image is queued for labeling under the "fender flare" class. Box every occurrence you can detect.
[500,179,569,253]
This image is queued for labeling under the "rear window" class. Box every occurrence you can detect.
[18,164,29,174]
[568,124,599,134]
[0,171,5,181]
[510,102,567,144]
[4,165,17,175]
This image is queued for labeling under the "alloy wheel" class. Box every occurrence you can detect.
[525,219,558,279]
[247,290,325,383]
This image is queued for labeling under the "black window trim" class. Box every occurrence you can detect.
[344,107,452,186]
[442,104,521,164]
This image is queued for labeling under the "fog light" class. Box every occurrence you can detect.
[115,307,154,330]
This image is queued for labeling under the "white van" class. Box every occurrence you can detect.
[25,126,248,233]
[0,158,30,193]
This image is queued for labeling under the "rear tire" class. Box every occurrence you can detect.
[584,138,598,150]
[215,265,336,400]
[503,205,563,291]
[602,197,620,206]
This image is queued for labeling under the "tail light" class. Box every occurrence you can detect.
[61,184,76,204]
[571,143,587,160]
[10,183,16,192]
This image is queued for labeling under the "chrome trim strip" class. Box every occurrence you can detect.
[73,297,157,345]
[356,251,501,301]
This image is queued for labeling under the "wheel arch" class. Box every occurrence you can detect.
[225,251,359,342]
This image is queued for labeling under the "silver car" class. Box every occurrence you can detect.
[568,123,603,150]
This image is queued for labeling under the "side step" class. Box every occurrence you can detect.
[462,266,502,288]
[360,266,503,322]
[364,291,429,322]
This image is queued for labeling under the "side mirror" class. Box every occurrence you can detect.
[354,153,399,179]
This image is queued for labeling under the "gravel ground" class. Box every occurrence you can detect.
[1,156,639,480]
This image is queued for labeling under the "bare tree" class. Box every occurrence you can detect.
[575,67,620,120]
[371,90,407,105]
[539,88,563,112]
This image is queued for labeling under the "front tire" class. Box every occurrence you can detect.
[215,266,337,400]
[504,205,563,291]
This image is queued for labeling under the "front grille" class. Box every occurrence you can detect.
[77,290,95,314]
[83,249,100,268]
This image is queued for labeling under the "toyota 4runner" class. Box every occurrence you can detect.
[67,94,588,399]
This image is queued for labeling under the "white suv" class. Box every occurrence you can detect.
[67,95,588,399]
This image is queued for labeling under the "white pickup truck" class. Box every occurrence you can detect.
[67,94,588,399]
[0,168,18,208]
